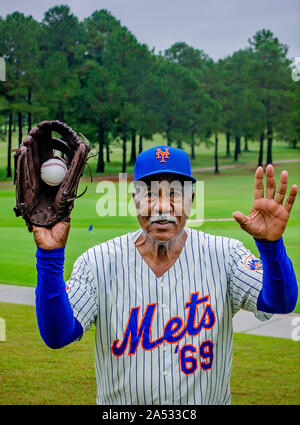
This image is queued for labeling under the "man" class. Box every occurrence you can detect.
[33,145,298,405]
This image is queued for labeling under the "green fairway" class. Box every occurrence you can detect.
[0,302,299,405]
[1,138,299,310]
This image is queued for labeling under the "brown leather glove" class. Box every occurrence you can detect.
[13,120,90,232]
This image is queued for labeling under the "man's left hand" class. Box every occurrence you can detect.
[232,164,298,242]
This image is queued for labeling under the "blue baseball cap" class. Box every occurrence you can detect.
[134,145,196,183]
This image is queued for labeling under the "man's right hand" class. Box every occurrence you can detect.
[33,221,70,249]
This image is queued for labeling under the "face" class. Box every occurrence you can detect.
[133,174,194,244]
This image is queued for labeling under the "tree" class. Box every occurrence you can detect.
[248,29,291,164]
[78,60,120,172]
[154,58,197,147]
[81,9,156,172]
[36,51,81,123]
[80,10,123,171]
[190,56,223,173]
[35,6,84,124]
[164,43,216,158]
[0,11,42,167]
[0,7,298,180]
[102,25,153,172]
[131,51,163,160]
[41,5,84,67]
[275,71,300,149]
[217,49,265,163]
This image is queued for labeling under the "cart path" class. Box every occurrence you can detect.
[0,283,299,340]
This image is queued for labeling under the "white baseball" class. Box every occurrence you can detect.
[40,158,67,186]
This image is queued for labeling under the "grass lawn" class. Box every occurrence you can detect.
[0,302,299,405]
[231,332,300,405]
[0,302,96,405]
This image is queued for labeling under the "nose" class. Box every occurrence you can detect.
[152,192,171,215]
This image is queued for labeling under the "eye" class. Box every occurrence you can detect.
[170,190,182,199]
[147,191,157,199]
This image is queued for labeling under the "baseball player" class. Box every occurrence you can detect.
[33,145,298,405]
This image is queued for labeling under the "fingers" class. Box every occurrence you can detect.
[55,220,71,229]
[284,184,298,214]
[32,225,46,248]
[275,170,288,204]
[265,164,276,199]
[232,211,249,230]
[32,225,44,236]
[255,165,294,207]
[254,166,264,199]
[32,222,70,249]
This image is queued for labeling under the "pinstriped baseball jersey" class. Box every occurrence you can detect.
[66,227,272,405]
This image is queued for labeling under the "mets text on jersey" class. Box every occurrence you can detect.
[111,292,216,374]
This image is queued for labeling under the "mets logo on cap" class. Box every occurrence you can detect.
[244,255,263,271]
[156,147,170,163]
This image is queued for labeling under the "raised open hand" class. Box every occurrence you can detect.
[232,165,298,241]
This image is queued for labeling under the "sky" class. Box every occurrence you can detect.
[0,0,299,61]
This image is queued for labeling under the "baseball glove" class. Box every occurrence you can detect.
[13,120,90,232]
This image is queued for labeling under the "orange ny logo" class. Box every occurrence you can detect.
[156,148,170,163]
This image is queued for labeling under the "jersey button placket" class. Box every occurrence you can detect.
[160,275,164,288]
[159,274,170,403]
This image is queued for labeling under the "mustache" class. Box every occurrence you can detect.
[149,214,177,224]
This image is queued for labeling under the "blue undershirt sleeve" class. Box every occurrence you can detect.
[255,237,298,314]
[35,246,83,349]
